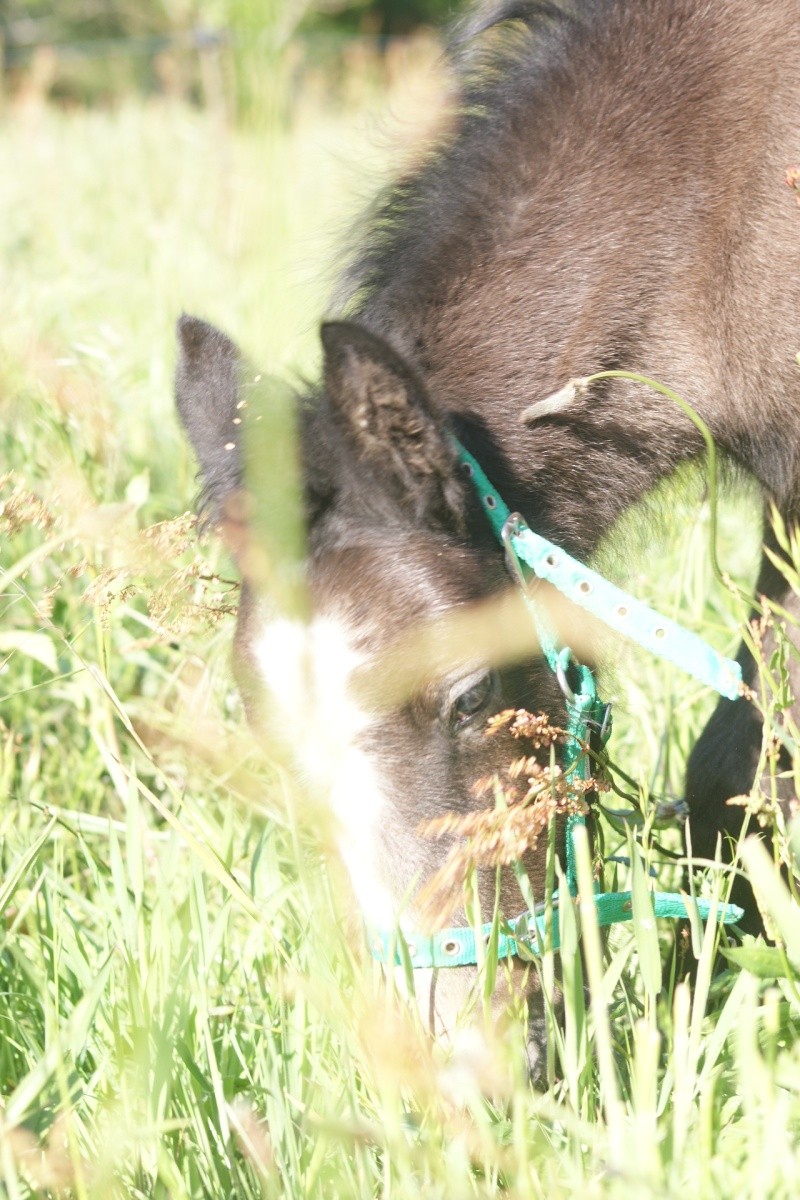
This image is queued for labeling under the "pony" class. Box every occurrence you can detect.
[175,0,800,1064]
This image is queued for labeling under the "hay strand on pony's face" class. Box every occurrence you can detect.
[415,708,593,930]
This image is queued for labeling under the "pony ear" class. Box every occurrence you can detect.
[175,314,244,526]
[320,320,465,530]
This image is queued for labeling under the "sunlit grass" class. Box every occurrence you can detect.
[2,46,800,1198]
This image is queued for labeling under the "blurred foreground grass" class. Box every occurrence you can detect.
[2,49,800,1200]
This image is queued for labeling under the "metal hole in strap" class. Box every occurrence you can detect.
[654,627,666,640]
[545,553,557,568]
[485,495,497,509]
[442,938,462,956]
[578,580,592,595]
[406,942,417,958]
[617,605,629,618]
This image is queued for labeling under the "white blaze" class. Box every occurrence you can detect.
[253,615,397,925]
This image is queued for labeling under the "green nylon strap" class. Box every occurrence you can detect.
[562,653,604,897]
[369,892,744,969]
[455,441,743,700]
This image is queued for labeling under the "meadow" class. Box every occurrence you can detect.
[2,34,800,1199]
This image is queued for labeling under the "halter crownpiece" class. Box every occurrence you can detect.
[369,441,743,969]
[455,442,743,701]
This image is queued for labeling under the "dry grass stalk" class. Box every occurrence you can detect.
[2,468,237,639]
[0,471,57,535]
[416,709,596,929]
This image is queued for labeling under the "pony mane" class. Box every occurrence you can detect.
[338,0,602,324]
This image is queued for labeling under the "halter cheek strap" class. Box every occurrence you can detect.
[369,441,744,969]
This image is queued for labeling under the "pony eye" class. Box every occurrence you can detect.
[451,673,494,728]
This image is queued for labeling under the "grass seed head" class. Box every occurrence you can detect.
[416,708,593,927]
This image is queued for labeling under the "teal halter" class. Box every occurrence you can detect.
[369,440,744,969]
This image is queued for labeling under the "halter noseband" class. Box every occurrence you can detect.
[369,440,743,969]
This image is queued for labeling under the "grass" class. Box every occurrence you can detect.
[2,41,800,1200]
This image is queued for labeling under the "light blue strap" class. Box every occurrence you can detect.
[368,925,518,969]
[508,524,742,700]
[369,893,744,968]
[455,441,742,700]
